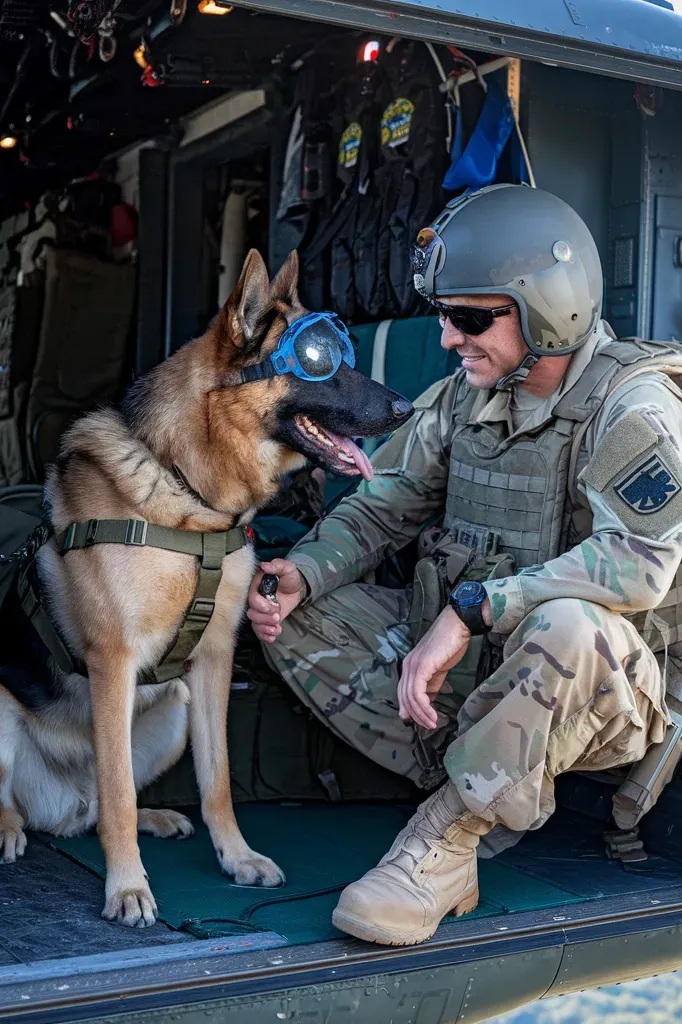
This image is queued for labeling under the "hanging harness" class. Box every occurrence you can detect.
[16,517,253,684]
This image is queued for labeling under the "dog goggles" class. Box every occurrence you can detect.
[431,300,515,336]
[239,311,355,384]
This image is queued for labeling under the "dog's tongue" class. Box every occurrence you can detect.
[325,429,374,481]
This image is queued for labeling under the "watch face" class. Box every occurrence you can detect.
[455,580,485,608]
[450,580,489,635]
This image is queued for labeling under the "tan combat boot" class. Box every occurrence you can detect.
[332,781,489,946]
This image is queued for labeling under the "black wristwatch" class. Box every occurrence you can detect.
[448,580,491,635]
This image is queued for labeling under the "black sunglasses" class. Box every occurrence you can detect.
[433,301,516,336]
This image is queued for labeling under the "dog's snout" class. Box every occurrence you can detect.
[391,398,413,420]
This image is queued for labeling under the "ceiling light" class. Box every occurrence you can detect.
[0,135,17,149]
[360,40,380,62]
[198,0,232,13]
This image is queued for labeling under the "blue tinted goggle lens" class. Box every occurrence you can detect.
[271,312,355,382]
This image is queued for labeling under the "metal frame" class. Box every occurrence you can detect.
[3,883,682,1022]
[634,90,682,340]
[228,0,682,90]
[639,121,655,339]
[164,98,280,357]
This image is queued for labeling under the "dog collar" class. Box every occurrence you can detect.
[172,463,218,511]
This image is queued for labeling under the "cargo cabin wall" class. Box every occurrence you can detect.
[638,89,682,342]
[522,61,644,338]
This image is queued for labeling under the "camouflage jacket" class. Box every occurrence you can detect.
[290,324,682,639]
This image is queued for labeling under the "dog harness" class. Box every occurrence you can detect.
[17,518,253,684]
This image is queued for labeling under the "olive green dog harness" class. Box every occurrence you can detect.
[18,517,252,683]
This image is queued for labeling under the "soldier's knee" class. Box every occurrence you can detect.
[259,606,309,669]
[261,596,349,667]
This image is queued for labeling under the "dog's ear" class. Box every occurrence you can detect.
[223,249,271,350]
[270,250,300,308]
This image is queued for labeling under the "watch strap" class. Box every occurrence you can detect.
[449,581,491,635]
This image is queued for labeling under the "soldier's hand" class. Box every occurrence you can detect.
[398,606,471,730]
[247,558,308,644]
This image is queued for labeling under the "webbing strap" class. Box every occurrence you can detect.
[155,527,251,681]
[17,561,85,676]
[62,518,249,558]
[185,532,232,624]
[240,361,276,384]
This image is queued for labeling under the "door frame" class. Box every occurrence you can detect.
[229,0,682,90]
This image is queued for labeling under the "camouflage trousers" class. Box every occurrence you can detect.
[263,585,670,833]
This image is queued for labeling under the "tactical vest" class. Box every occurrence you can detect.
[445,339,682,651]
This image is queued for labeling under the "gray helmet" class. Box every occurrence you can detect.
[412,184,603,365]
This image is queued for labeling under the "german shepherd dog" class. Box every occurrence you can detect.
[0,250,412,927]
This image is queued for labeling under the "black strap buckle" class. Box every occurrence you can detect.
[19,579,40,620]
[85,519,99,546]
[62,524,77,553]
[187,598,215,623]
[125,519,148,546]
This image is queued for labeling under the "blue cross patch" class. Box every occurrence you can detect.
[615,453,681,515]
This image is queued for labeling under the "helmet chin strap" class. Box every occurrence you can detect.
[495,352,538,392]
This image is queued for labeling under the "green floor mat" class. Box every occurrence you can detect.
[48,804,583,946]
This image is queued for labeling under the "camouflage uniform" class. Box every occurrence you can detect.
[264,323,682,835]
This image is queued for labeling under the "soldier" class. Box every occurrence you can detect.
[247,184,682,946]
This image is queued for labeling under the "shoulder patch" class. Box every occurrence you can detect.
[381,98,414,149]
[338,122,362,171]
[582,409,682,539]
[615,453,681,514]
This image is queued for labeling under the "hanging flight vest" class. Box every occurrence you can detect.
[445,338,682,652]
[299,41,448,322]
[365,40,448,320]
[305,56,391,321]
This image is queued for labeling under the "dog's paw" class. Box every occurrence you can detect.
[102,881,158,928]
[137,808,194,839]
[219,847,286,888]
[0,808,27,863]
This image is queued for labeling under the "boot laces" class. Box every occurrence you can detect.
[382,786,462,874]
[419,784,462,843]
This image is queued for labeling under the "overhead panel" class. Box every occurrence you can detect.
[231,0,682,88]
